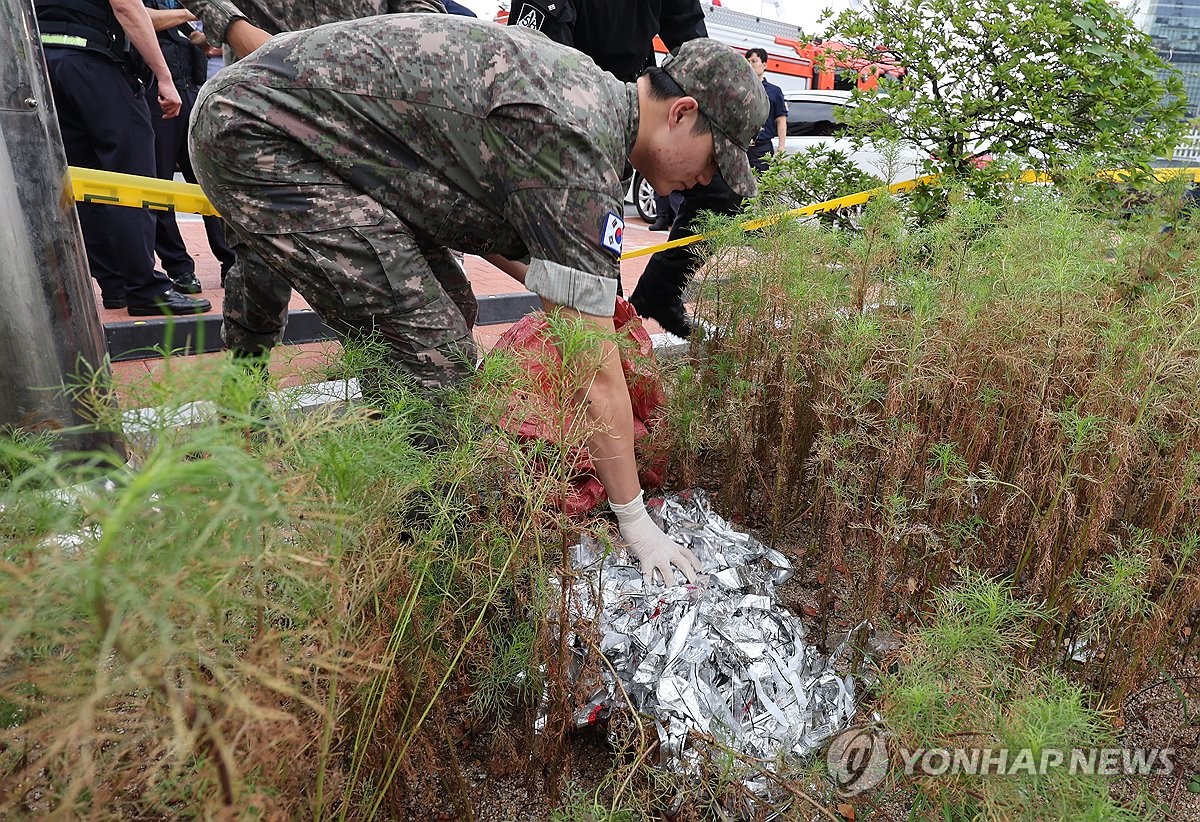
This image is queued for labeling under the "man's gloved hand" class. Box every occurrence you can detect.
[611,491,700,585]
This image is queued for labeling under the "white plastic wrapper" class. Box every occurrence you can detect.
[547,490,857,795]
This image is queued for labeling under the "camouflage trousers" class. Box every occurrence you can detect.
[192,149,478,390]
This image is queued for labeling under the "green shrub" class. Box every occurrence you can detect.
[882,575,1141,820]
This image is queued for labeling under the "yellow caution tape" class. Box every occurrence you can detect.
[626,167,1200,258]
[67,165,1200,262]
[623,174,941,260]
[1096,167,1200,183]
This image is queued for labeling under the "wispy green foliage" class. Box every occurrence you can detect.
[0,332,606,818]
[883,577,1140,821]
[749,146,885,229]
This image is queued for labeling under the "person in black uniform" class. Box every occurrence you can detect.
[145,0,235,294]
[507,0,734,338]
[508,0,706,83]
[630,176,740,337]
[36,0,212,315]
[745,47,787,172]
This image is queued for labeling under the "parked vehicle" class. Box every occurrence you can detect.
[782,89,926,183]
[679,3,904,94]
[626,172,658,222]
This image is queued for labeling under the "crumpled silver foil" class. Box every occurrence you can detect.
[549,490,857,798]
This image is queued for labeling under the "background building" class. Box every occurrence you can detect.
[1142,0,1200,163]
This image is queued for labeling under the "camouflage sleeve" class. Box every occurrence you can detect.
[386,0,448,12]
[178,0,247,47]
[183,0,443,47]
[485,106,623,317]
[509,186,622,316]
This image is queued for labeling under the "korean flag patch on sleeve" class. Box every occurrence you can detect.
[600,211,624,257]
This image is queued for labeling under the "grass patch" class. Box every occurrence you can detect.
[0,323,620,817]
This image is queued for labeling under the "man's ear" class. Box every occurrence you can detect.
[667,96,700,129]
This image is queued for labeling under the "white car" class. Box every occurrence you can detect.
[782,89,926,183]
[626,171,658,222]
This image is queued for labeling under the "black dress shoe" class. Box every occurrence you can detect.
[127,289,212,316]
[102,296,127,309]
[169,272,203,294]
[647,219,672,231]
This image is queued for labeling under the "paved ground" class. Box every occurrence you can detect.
[102,208,677,389]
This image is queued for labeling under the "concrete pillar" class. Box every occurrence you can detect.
[0,0,124,457]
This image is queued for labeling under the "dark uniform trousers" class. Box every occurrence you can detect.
[43,47,176,305]
[748,141,773,173]
[629,175,741,322]
[143,0,235,283]
[148,86,235,279]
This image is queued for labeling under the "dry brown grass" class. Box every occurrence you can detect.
[667,185,1200,704]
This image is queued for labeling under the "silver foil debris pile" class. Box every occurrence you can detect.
[554,490,857,788]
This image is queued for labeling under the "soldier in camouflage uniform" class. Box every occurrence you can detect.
[190,14,766,582]
[177,0,451,359]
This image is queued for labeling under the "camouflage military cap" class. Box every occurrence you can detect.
[660,38,769,198]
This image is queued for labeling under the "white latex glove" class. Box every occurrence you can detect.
[611,491,700,585]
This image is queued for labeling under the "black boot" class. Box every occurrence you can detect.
[654,302,692,338]
[127,289,212,316]
[632,298,691,339]
[169,271,203,294]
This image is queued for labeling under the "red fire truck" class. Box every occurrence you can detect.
[494,1,901,93]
